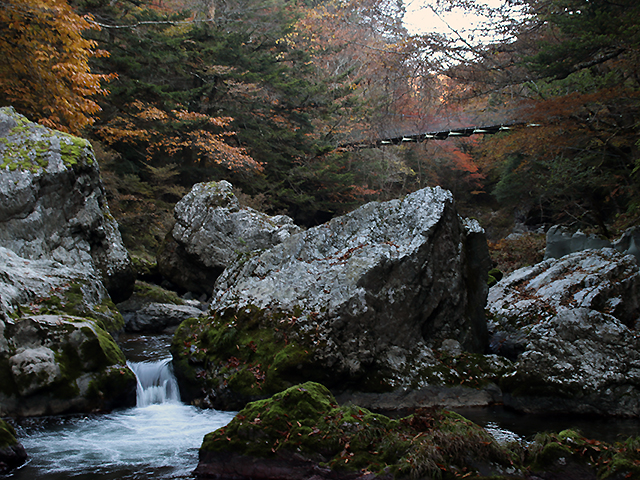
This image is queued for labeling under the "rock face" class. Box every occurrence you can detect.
[0,246,124,333]
[488,248,640,416]
[0,418,27,474]
[124,302,203,333]
[0,107,134,302]
[117,281,205,333]
[172,187,492,409]
[157,180,302,295]
[502,308,640,416]
[0,314,136,417]
[488,248,640,336]
[0,107,136,416]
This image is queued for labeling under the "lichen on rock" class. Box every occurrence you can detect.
[172,186,494,409]
[0,106,134,303]
[157,180,302,295]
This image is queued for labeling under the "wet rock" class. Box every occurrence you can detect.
[0,418,27,474]
[0,315,136,417]
[194,382,518,480]
[0,107,134,302]
[502,308,640,416]
[117,281,205,333]
[172,187,492,409]
[157,181,301,295]
[124,302,203,334]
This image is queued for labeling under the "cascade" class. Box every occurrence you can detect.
[127,357,181,406]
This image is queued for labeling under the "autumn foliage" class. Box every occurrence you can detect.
[0,0,115,134]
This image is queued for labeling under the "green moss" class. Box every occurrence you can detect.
[488,267,503,287]
[0,113,92,173]
[0,419,18,449]
[133,281,184,305]
[201,382,521,478]
[79,325,126,370]
[172,306,322,402]
[86,365,136,402]
[34,282,124,333]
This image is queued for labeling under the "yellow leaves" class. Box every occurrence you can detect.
[0,0,114,134]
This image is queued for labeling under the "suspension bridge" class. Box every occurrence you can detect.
[339,122,540,149]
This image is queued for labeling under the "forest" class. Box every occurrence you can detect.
[1,0,639,266]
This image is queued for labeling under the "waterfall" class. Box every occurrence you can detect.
[127,357,181,407]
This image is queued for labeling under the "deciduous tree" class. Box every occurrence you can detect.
[0,0,115,133]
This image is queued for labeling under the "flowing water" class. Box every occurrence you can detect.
[4,335,236,480]
[3,334,640,478]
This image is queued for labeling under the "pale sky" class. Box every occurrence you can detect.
[403,0,506,36]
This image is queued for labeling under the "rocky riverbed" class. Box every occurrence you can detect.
[2,106,640,478]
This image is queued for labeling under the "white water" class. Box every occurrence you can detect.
[8,356,235,480]
[128,358,181,407]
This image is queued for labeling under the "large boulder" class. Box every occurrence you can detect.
[157,180,302,295]
[0,107,134,302]
[172,187,492,409]
[502,308,640,416]
[124,302,203,333]
[0,314,136,417]
[488,248,640,357]
[487,248,640,416]
[0,108,137,416]
[0,246,124,333]
[117,281,205,333]
[195,382,518,480]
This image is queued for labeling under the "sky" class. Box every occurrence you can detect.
[403,0,505,35]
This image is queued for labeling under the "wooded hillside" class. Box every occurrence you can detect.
[1,0,638,256]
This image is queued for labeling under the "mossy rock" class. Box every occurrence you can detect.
[171,306,326,409]
[32,281,124,334]
[198,382,522,479]
[0,315,136,415]
[172,304,513,410]
[0,418,27,474]
[526,430,640,479]
[132,281,184,305]
[0,420,17,449]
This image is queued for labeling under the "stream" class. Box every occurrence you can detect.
[3,334,640,479]
[4,335,236,480]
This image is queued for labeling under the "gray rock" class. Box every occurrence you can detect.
[502,308,640,416]
[124,302,203,333]
[0,107,134,302]
[0,246,123,333]
[545,224,640,264]
[213,186,489,355]
[157,181,301,294]
[488,248,640,336]
[0,418,27,474]
[172,187,493,409]
[0,315,136,417]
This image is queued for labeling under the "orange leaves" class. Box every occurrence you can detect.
[0,0,115,134]
[96,101,262,173]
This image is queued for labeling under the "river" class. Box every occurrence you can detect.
[3,334,639,479]
[4,335,236,480]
